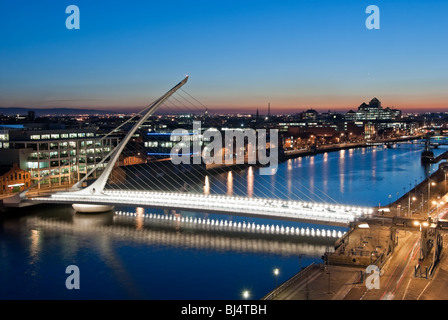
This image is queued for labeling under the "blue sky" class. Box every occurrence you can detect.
[0,0,447,113]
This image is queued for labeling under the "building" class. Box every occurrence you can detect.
[121,155,146,166]
[346,98,401,121]
[0,163,31,194]
[302,109,318,120]
[0,128,119,189]
[345,110,356,121]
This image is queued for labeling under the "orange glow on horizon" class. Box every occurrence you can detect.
[17,95,448,115]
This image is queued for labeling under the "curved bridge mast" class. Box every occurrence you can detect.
[72,76,189,196]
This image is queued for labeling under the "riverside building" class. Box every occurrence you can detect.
[0,128,119,189]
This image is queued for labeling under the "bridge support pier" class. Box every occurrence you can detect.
[72,204,115,213]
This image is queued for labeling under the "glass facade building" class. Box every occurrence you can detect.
[0,129,119,189]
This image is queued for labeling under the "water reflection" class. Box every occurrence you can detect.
[286,161,292,196]
[24,211,332,258]
[73,211,114,226]
[247,167,254,197]
[339,150,345,194]
[2,142,443,300]
[227,171,233,196]
[204,175,210,195]
[29,229,40,264]
[207,143,444,206]
[136,207,145,231]
[322,153,328,195]
[349,149,354,157]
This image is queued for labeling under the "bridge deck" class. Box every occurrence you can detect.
[30,190,373,227]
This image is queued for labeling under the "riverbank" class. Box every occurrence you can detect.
[282,135,425,161]
[205,134,425,172]
[380,153,448,219]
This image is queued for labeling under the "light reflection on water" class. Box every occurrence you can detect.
[208,143,443,207]
[0,142,444,300]
[0,204,332,300]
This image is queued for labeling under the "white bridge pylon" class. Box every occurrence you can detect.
[4,76,189,208]
[72,76,189,196]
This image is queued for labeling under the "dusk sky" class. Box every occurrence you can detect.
[1,0,447,114]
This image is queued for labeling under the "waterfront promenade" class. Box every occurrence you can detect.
[205,135,425,171]
[282,135,425,160]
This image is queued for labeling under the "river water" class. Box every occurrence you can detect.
[0,142,444,300]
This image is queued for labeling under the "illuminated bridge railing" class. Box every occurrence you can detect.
[32,190,373,226]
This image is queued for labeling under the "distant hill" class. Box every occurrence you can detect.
[0,107,122,116]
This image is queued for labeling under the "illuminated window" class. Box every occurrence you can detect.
[161,142,174,148]
[145,142,158,147]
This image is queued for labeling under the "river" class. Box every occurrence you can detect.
[0,141,444,300]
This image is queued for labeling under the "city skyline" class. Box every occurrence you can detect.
[0,96,443,117]
[1,1,447,113]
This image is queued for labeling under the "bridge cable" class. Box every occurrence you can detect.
[99,89,341,207]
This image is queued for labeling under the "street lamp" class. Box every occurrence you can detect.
[273,268,280,289]
[445,171,447,187]
[413,220,429,231]
[242,290,250,300]
[432,201,444,216]
[432,201,438,215]
[421,193,424,216]
[408,189,411,216]
[441,201,445,218]
[428,181,436,214]
[408,183,412,215]
[413,220,429,261]
[411,196,417,215]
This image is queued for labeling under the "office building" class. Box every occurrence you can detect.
[0,128,119,189]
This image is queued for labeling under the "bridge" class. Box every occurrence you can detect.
[30,189,372,227]
[4,76,374,227]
